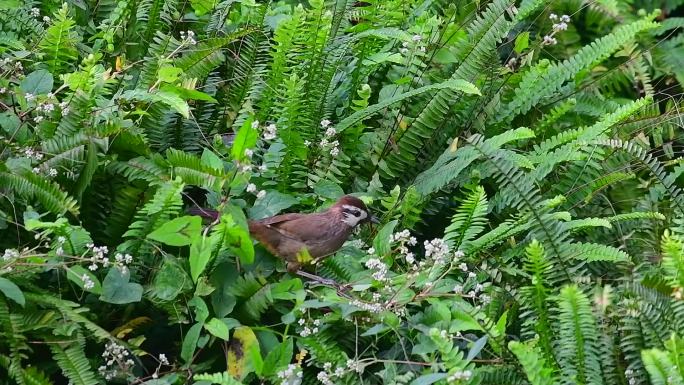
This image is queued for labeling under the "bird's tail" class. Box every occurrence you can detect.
[186,206,220,221]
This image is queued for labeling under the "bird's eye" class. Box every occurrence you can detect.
[352,210,362,217]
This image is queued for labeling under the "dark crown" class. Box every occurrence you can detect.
[334,195,368,211]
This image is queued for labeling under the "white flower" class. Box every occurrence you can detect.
[560,14,570,23]
[424,238,449,265]
[42,16,50,23]
[453,284,463,294]
[55,246,64,256]
[320,119,331,128]
[0,88,5,94]
[158,353,169,365]
[47,168,57,177]
[553,22,568,32]
[258,164,267,172]
[304,140,311,146]
[256,190,266,199]
[33,116,43,123]
[412,34,422,41]
[61,107,70,116]
[31,7,40,17]
[59,101,69,109]
[240,164,252,173]
[246,183,257,193]
[468,272,476,278]
[32,167,41,174]
[367,247,375,255]
[251,120,260,129]
[263,123,277,140]
[57,236,66,244]
[244,149,253,158]
[329,147,339,157]
[542,35,557,46]
[459,262,468,271]
[25,93,35,101]
[325,127,336,137]
[2,249,18,261]
[549,13,558,20]
[81,274,95,290]
[400,48,409,55]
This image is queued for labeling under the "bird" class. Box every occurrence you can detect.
[188,195,379,284]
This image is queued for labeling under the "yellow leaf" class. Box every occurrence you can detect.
[295,248,313,264]
[227,326,260,379]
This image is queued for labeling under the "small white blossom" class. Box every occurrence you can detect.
[256,190,266,199]
[553,22,568,32]
[244,149,253,158]
[304,140,311,146]
[453,284,463,294]
[158,353,169,365]
[47,168,57,177]
[325,127,336,137]
[251,120,260,129]
[81,274,95,290]
[560,14,570,23]
[42,16,50,23]
[31,7,40,17]
[424,238,449,265]
[246,183,257,193]
[542,35,557,46]
[320,119,331,128]
[258,164,267,172]
[367,247,375,255]
[329,146,339,157]
[400,48,409,55]
[56,246,64,256]
[25,93,35,102]
[32,167,41,174]
[412,34,422,41]
[240,164,252,173]
[468,271,477,278]
[33,116,43,123]
[2,249,18,261]
[57,236,66,244]
[263,123,277,140]
[549,13,558,20]
[0,88,6,94]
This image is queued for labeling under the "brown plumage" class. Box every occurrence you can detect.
[189,195,378,272]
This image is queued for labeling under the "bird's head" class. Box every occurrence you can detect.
[331,195,380,227]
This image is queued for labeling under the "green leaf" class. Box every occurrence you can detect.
[0,276,25,306]
[148,216,202,246]
[20,69,53,95]
[201,149,224,171]
[158,65,183,83]
[248,191,298,219]
[313,180,344,200]
[373,220,398,256]
[189,296,210,322]
[66,265,102,295]
[156,90,190,118]
[152,258,193,301]
[100,268,143,304]
[466,335,488,361]
[514,32,529,54]
[205,317,230,340]
[191,0,217,15]
[220,214,254,265]
[231,117,258,162]
[161,84,218,103]
[181,322,203,363]
[410,373,448,385]
[262,338,293,377]
[190,234,220,282]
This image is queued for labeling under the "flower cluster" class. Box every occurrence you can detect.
[98,341,135,380]
[624,369,637,385]
[246,183,266,199]
[81,273,95,290]
[447,369,473,383]
[256,120,278,141]
[542,14,571,46]
[317,359,361,385]
[2,248,18,261]
[424,238,450,265]
[319,120,339,156]
[391,229,418,266]
[673,287,683,300]
[179,30,197,45]
[150,353,171,379]
[400,34,427,55]
[277,363,303,385]
[365,257,390,282]
[86,244,110,271]
[297,317,321,337]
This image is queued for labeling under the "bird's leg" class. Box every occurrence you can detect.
[295,270,338,287]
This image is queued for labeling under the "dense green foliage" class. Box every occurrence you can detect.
[2,0,684,384]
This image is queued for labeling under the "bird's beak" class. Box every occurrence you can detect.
[370,215,380,224]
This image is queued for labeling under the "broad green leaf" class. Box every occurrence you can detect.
[20,69,53,95]
[161,84,218,103]
[204,317,230,340]
[151,258,193,300]
[231,117,258,162]
[0,277,25,306]
[155,90,190,118]
[313,179,344,200]
[201,149,224,171]
[514,32,530,54]
[148,216,202,246]
[248,191,298,219]
[466,335,488,361]
[189,296,209,323]
[373,220,398,256]
[100,268,143,304]
[190,0,217,15]
[220,214,254,265]
[158,65,183,83]
[262,338,293,377]
[189,234,220,282]
[181,322,203,363]
[66,265,102,295]
[410,373,448,385]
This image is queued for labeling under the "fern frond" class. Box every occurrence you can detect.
[0,172,79,215]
